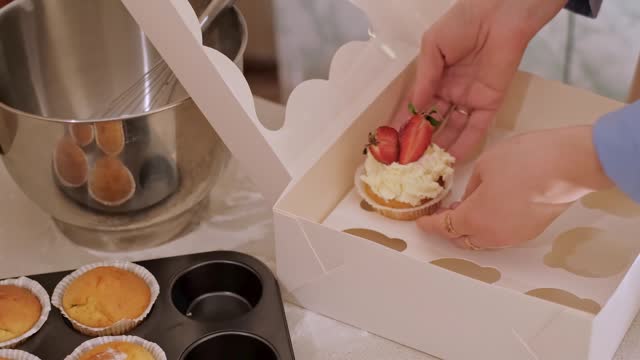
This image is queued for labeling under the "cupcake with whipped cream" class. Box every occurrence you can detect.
[355,104,455,220]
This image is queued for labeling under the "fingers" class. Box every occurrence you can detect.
[390,97,450,130]
[418,207,486,250]
[417,208,479,250]
[429,98,451,125]
[411,32,445,113]
[427,203,481,250]
[446,109,494,162]
[462,167,482,200]
[389,31,445,130]
[389,98,413,130]
[417,195,475,241]
[432,105,468,150]
[417,190,500,250]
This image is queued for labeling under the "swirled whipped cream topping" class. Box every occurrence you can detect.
[360,144,455,206]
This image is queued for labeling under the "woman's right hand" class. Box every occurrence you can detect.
[417,125,614,249]
[392,0,567,162]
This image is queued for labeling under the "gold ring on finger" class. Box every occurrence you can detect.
[444,212,463,238]
[463,236,483,251]
[454,105,471,117]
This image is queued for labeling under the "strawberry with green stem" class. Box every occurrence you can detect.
[398,103,442,165]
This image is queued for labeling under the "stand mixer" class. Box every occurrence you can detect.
[0,0,248,252]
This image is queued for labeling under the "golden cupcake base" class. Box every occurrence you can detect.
[354,165,452,221]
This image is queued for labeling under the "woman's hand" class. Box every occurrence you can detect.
[417,126,614,249]
[393,0,567,162]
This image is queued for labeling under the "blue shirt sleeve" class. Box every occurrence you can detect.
[565,0,603,18]
[593,100,640,202]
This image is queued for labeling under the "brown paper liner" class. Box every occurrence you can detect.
[373,200,443,221]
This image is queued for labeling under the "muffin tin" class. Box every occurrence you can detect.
[5,251,295,359]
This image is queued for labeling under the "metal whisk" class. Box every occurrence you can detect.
[97,0,236,118]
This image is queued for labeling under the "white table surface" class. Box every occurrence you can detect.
[1,98,639,359]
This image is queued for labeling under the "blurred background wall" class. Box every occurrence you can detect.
[240,0,640,104]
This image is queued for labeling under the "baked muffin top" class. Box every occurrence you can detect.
[0,285,42,342]
[62,267,151,328]
[79,341,155,360]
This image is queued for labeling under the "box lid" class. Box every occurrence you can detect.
[120,0,452,206]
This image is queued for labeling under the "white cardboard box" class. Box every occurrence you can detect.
[122,1,640,358]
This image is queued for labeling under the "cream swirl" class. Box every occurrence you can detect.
[361,144,455,206]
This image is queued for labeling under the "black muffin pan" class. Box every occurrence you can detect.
[7,251,295,359]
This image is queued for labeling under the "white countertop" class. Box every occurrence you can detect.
[2,98,640,359]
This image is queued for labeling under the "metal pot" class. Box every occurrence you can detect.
[0,0,247,251]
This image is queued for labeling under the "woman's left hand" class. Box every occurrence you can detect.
[417,125,614,249]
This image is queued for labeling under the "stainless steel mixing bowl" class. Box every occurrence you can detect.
[0,0,247,251]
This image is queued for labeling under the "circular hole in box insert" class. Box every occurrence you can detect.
[171,261,262,322]
[544,227,634,278]
[181,332,278,360]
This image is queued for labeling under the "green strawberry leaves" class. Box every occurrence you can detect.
[408,102,441,128]
[408,102,418,115]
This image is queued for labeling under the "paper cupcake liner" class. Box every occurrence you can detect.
[51,261,160,337]
[63,335,167,360]
[355,165,453,221]
[0,277,51,349]
[0,349,43,360]
[52,138,89,188]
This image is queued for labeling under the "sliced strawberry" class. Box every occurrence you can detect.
[398,103,441,164]
[363,126,399,165]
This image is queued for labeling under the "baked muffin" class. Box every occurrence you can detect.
[62,267,151,329]
[79,341,154,360]
[0,285,42,343]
